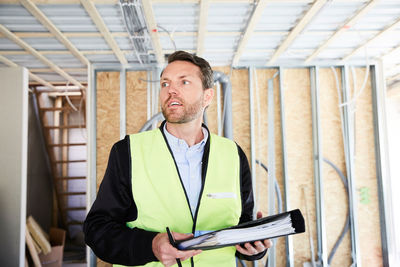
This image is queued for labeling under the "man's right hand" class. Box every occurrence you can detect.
[152,232,202,267]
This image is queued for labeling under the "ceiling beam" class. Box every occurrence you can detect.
[20,0,90,66]
[80,0,128,65]
[232,0,269,66]
[30,68,87,72]
[344,17,400,61]
[196,0,209,57]
[305,0,378,63]
[0,24,85,88]
[0,54,57,90]
[141,0,165,65]
[267,0,327,65]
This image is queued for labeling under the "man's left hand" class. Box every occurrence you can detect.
[235,211,273,256]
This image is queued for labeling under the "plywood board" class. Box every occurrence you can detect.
[283,68,315,266]
[352,67,382,266]
[126,71,148,134]
[319,68,351,266]
[96,71,120,192]
[250,68,286,266]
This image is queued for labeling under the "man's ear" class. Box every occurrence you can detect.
[203,88,214,107]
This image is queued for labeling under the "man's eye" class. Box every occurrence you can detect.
[183,80,190,85]
[161,82,169,87]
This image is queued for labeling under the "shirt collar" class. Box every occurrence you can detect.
[163,123,208,150]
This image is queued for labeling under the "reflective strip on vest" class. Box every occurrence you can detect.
[116,129,241,267]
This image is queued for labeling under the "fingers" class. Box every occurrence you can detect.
[152,232,202,267]
[235,239,273,256]
[172,232,193,241]
[263,239,273,248]
[256,211,263,219]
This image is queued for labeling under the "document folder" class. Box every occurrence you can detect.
[176,209,305,250]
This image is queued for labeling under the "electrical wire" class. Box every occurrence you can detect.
[322,157,350,265]
[157,24,177,52]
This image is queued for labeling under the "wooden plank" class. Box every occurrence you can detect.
[26,216,51,255]
[196,0,209,57]
[142,0,165,64]
[25,230,42,267]
[61,207,86,211]
[232,0,269,66]
[55,176,86,180]
[44,125,86,129]
[305,0,378,63]
[80,0,128,65]
[267,0,327,65]
[20,0,90,66]
[0,24,85,89]
[48,143,86,147]
[54,159,86,163]
[40,107,74,111]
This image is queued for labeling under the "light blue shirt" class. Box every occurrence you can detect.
[163,124,208,217]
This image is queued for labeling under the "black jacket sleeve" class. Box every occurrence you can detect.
[83,136,158,265]
[235,144,267,261]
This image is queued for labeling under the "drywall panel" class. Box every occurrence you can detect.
[126,71,148,134]
[0,67,28,267]
[319,68,351,266]
[283,68,315,266]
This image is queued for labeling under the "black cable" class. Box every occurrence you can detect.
[323,157,350,265]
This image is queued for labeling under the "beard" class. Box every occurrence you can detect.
[161,95,204,124]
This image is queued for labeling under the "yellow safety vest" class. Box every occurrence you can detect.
[115,128,242,267]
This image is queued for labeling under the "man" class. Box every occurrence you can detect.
[84,51,272,267]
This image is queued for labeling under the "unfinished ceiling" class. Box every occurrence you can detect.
[0,0,400,91]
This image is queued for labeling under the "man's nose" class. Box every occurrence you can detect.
[167,82,179,95]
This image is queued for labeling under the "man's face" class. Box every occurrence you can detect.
[160,60,213,124]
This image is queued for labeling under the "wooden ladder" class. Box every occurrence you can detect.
[33,87,87,234]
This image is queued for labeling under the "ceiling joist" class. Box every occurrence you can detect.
[0,24,85,89]
[305,0,378,63]
[343,17,400,61]
[0,54,57,90]
[141,0,165,65]
[196,0,210,57]
[267,0,327,65]
[232,0,269,66]
[20,0,90,66]
[80,0,128,65]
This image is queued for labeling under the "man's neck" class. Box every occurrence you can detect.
[165,119,204,147]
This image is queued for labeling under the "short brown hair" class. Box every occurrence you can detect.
[166,51,213,90]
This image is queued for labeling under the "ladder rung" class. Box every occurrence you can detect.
[44,125,85,129]
[59,192,86,196]
[49,143,86,147]
[56,176,86,180]
[67,221,84,226]
[62,207,86,211]
[40,107,73,112]
[54,159,86,163]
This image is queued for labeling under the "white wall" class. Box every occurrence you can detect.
[0,67,29,266]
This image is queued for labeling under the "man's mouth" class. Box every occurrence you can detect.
[168,101,183,107]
